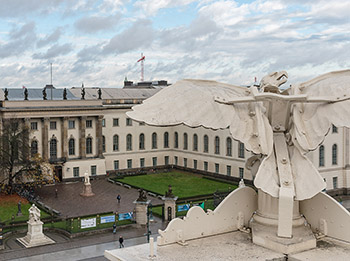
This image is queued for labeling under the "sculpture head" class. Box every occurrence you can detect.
[260,71,288,93]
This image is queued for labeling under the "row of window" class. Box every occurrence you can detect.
[102,132,245,157]
[112,157,245,178]
[73,165,97,177]
[31,119,94,131]
[319,144,338,167]
[31,137,94,159]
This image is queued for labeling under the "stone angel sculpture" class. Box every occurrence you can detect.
[127,70,350,237]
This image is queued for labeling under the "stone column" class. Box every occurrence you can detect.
[79,116,86,159]
[61,117,68,160]
[162,197,178,221]
[96,115,103,158]
[134,200,151,226]
[23,118,30,160]
[41,118,49,160]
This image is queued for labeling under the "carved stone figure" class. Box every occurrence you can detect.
[81,84,85,100]
[84,172,90,185]
[24,88,28,100]
[165,184,174,198]
[63,88,67,100]
[42,89,47,100]
[137,189,148,202]
[4,88,8,100]
[127,70,350,240]
[17,200,22,216]
[98,88,102,99]
[29,204,41,222]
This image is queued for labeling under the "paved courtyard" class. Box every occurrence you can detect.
[34,178,163,217]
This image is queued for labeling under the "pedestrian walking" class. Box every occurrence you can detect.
[117,194,121,203]
[119,235,124,248]
[112,223,117,234]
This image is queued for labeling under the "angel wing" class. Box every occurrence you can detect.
[290,70,350,152]
[127,79,273,155]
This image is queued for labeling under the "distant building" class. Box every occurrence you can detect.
[0,81,348,196]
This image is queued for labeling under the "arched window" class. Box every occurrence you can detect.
[203,135,209,153]
[332,144,337,165]
[226,137,232,156]
[215,136,220,154]
[102,136,106,152]
[164,132,169,148]
[319,145,325,167]
[86,137,93,154]
[50,138,57,159]
[193,134,198,151]
[238,142,245,158]
[68,138,75,155]
[113,135,119,151]
[126,134,132,151]
[183,133,188,150]
[174,132,178,148]
[31,140,38,156]
[139,133,145,150]
[152,132,157,149]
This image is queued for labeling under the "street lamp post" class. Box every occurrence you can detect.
[146,203,153,243]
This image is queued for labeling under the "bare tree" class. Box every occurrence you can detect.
[0,118,53,194]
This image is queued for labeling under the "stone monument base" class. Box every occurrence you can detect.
[134,200,151,226]
[17,220,55,248]
[80,183,95,197]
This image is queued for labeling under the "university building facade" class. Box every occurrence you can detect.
[1,81,349,195]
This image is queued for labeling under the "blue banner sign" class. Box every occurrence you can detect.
[100,215,115,224]
[119,212,133,221]
[177,204,190,212]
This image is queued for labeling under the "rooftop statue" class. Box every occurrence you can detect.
[127,70,350,238]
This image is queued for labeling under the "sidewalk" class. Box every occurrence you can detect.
[0,217,167,261]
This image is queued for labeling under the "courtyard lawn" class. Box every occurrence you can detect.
[115,171,237,198]
[0,193,50,225]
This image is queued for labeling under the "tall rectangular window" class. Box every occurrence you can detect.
[333,177,338,189]
[73,167,79,177]
[50,121,57,130]
[332,124,338,133]
[164,156,169,165]
[31,122,38,130]
[238,142,245,158]
[319,145,325,167]
[174,156,178,165]
[239,167,244,179]
[193,160,197,170]
[68,120,75,129]
[152,157,157,167]
[127,159,132,169]
[126,118,132,126]
[102,119,106,127]
[204,161,208,171]
[215,163,219,174]
[114,160,119,170]
[227,165,231,176]
[184,158,187,168]
[113,118,119,126]
[86,120,93,128]
[91,165,97,176]
[140,158,145,168]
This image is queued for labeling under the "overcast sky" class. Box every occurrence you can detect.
[0,0,349,88]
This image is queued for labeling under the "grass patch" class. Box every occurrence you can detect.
[0,194,50,224]
[115,171,236,198]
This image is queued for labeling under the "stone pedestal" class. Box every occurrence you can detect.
[134,200,151,226]
[162,196,178,221]
[80,183,95,197]
[251,190,316,254]
[17,220,55,248]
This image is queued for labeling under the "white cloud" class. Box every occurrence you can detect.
[75,15,121,33]
[134,0,196,14]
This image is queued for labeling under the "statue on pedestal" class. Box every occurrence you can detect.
[137,189,148,202]
[80,172,94,197]
[165,185,174,198]
[17,200,23,216]
[84,172,90,185]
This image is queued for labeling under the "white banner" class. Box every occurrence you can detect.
[81,218,96,229]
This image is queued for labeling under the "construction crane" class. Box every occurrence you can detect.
[137,53,145,82]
